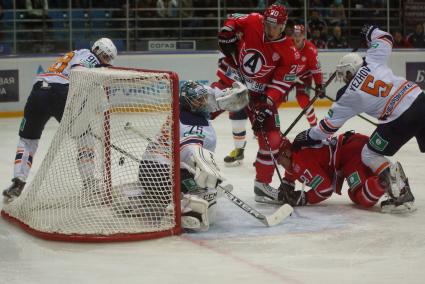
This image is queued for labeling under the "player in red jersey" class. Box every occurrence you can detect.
[292,24,324,127]
[213,4,301,203]
[270,132,412,213]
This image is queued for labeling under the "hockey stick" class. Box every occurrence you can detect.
[282,47,359,136]
[230,54,287,184]
[181,162,293,227]
[125,122,293,226]
[296,81,378,126]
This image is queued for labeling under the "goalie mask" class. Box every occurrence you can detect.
[180,81,209,116]
[336,53,364,83]
[92,38,117,65]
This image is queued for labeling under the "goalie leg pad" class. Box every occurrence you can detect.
[181,195,210,232]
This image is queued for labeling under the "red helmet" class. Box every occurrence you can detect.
[263,4,288,26]
[293,24,305,34]
[278,136,292,156]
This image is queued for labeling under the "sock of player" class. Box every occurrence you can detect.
[14,137,39,182]
[348,176,386,208]
[296,92,317,126]
[76,134,96,180]
[255,130,281,184]
[232,119,247,149]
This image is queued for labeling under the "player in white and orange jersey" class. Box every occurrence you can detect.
[3,38,118,202]
[293,26,422,212]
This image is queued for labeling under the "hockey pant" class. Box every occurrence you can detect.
[246,102,282,184]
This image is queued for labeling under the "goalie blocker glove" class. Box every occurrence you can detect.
[218,26,239,59]
[292,129,321,150]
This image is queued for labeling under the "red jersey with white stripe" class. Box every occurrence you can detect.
[216,13,300,105]
[295,39,323,85]
[36,49,101,85]
[310,28,422,141]
[285,133,377,205]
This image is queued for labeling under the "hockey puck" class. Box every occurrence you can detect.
[119,156,125,166]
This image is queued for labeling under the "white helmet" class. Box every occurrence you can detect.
[336,53,363,82]
[92,38,117,64]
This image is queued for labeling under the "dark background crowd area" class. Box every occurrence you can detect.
[0,0,424,54]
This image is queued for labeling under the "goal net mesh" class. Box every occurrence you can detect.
[2,67,181,241]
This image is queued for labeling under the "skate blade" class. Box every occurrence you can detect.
[224,160,243,167]
[381,202,417,214]
[254,195,283,205]
[3,195,17,204]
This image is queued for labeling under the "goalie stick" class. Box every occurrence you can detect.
[181,162,293,227]
[124,122,293,226]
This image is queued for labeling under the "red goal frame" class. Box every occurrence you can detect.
[1,67,182,242]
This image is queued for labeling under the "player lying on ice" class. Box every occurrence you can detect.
[269,131,414,213]
[292,25,422,213]
[135,80,249,232]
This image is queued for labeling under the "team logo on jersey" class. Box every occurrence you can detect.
[239,48,275,78]
[347,172,361,189]
[272,52,280,61]
[308,175,324,190]
[19,118,26,131]
[369,132,388,152]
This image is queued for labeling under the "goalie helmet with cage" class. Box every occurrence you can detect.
[91,38,117,65]
[180,81,209,116]
[336,53,364,83]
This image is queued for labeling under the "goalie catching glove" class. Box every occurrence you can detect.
[190,147,225,189]
[215,81,249,112]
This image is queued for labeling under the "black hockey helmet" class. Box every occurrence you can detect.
[180,81,209,116]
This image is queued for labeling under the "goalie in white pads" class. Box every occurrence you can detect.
[293,25,422,213]
[137,80,248,231]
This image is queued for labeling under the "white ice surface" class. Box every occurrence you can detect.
[1,108,424,284]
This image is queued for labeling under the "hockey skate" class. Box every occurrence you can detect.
[381,162,416,213]
[3,178,26,203]
[224,142,246,167]
[254,180,283,205]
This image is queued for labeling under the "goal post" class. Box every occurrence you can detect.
[1,67,182,242]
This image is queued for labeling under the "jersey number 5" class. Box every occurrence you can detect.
[360,75,393,97]
[48,51,75,74]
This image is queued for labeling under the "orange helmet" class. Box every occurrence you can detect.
[263,4,288,26]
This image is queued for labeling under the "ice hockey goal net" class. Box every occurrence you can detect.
[1,67,181,242]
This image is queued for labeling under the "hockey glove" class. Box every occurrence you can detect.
[292,129,321,150]
[191,147,225,189]
[278,182,307,207]
[252,105,273,132]
[360,24,379,45]
[218,27,239,58]
[315,84,326,99]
